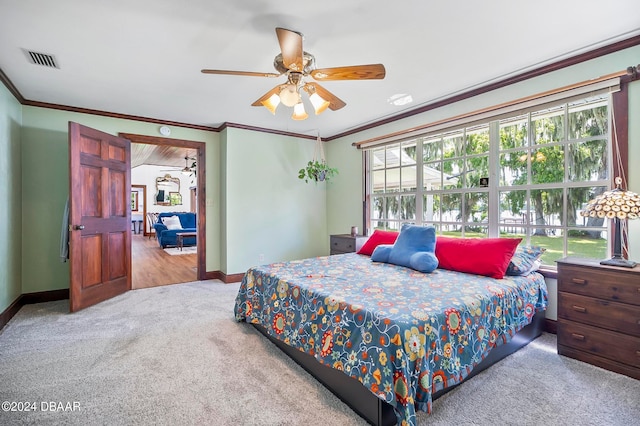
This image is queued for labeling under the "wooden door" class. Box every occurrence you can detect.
[68,122,131,312]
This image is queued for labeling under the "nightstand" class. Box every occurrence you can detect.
[330,234,368,255]
[556,257,640,379]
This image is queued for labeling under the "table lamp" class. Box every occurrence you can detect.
[580,177,638,267]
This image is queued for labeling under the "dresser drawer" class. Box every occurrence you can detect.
[558,264,640,306]
[557,319,640,368]
[558,292,640,337]
[330,235,366,254]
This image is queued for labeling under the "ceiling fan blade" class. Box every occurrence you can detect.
[201,69,280,78]
[304,82,346,111]
[251,85,284,107]
[311,64,386,81]
[276,27,304,72]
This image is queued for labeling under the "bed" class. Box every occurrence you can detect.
[234,252,548,425]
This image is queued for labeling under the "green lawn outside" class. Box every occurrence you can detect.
[373,226,608,266]
[440,231,607,266]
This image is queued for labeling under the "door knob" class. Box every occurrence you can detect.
[74,225,85,230]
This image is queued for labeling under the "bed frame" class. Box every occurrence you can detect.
[252,311,545,426]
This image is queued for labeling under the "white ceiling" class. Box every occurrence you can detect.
[1,0,639,138]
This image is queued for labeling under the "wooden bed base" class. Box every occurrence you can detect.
[252,312,545,426]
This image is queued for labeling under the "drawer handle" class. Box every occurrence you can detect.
[571,278,587,285]
[572,305,587,313]
[571,333,585,341]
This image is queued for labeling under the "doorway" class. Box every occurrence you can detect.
[131,184,146,235]
[120,132,206,289]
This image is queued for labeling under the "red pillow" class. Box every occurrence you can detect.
[357,230,399,256]
[435,237,522,279]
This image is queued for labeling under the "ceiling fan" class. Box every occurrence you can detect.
[201,27,386,120]
[162,156,196,176]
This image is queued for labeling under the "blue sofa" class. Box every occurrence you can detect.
[153,212,197,248]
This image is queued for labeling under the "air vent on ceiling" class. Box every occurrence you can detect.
[23,49,59,69]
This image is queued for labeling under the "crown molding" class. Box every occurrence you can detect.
[0,71,321,140]
[2,33,639,142]
[326,34,640,141]
[0,68,25,103]
[220,122,318,140]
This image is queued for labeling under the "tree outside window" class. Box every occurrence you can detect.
[367,95,610,266]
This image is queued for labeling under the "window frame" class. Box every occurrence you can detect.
[363,92,624,269]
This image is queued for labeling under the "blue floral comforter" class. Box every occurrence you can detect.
[234,253,548,425]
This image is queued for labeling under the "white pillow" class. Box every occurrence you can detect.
[161,215,182,230]
[523,259,542,275]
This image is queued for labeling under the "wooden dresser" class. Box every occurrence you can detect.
[330,234,368,255]
[556,257,640,380]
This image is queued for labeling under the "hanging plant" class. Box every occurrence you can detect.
[298,133,339,184]
[298,159,338,183]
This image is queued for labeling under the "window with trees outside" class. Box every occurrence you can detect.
[366,94,612,267]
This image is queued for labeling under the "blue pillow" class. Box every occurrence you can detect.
[506,246,545,275]
[370,244,393,262]
[371,224,438,273]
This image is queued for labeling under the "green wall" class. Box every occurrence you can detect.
[222,127,328,274]
[219,129,228,274]
[325,44,640,323]
[1,102,325,311]
[327,44,640,254]
[0,84,22,313]
[325,137,363,235]
[19,107,221,294]
[2,43,639,316]
[627,79,640,260]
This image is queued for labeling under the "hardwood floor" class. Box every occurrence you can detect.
[132,233,197,289]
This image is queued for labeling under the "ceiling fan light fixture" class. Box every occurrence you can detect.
[203,27,386,122]
[262,93,280,114]
[308,92,330,115]
[179,155,195,176]
[291,102,308,120]
[279,83,300,107]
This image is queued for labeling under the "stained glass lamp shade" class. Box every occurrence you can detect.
[580,177,638,268]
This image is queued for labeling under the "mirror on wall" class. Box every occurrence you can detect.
[155,174,181,206]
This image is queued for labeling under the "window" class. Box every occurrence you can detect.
[371,141,418,230]
[366,95,611,266]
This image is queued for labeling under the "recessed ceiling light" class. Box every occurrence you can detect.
[387,94,413,106]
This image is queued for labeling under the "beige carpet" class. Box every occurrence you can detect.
[0,280,639,426]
